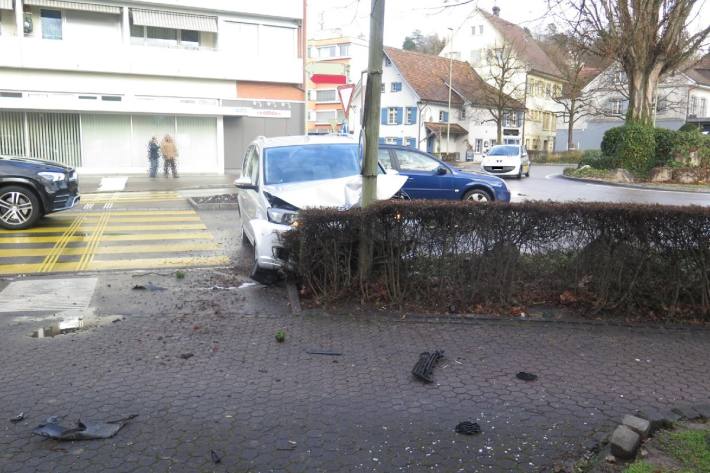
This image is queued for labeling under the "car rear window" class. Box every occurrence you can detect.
[263,144,361,185]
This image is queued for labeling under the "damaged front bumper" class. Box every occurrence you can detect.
[250,219,292,270]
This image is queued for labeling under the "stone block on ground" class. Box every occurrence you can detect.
[622,415,651,439]
[635,408,673,433]
[649,167,673,183]
[610,425,641,460]
[612,169,634,183]
[673,169,700,184]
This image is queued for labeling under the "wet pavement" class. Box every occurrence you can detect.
[1,258,709,472]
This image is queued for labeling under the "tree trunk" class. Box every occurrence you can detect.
[496,118,503,144]
[567,101,576,150]
[625,64,663,126]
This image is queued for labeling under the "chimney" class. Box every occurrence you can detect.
[492,6,500,16]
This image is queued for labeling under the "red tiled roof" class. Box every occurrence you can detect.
[479,9,562,79]
[383,47,525,110]
[685,53,710,86]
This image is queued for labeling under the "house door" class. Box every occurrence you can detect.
[427,135,435,153]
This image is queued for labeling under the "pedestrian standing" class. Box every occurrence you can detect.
[161,134,179,178]
[148,136,160,178]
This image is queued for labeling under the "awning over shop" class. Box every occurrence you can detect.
[131,8,218,33]
[0,0,13,11]
[24,0,120,14]
[310,74,347,85]
[424,122,468,137]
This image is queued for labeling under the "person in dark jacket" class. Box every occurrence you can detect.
[148,136,160,178]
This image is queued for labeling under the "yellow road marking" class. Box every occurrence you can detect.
[0,232,213,244]
[47,216,201,223]
[37,216,86,273]
[0,223,207,234]
[0,256,229,275]
[0,242,221,258]
[81,198,182,203]
[77,212,111,271]
[76,210,196,216]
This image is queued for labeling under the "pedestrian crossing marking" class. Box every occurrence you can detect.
[0,208,227,275]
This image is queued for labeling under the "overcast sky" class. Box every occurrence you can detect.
[307,0,709,49]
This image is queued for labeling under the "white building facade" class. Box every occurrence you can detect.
[349,47,523,161]
[0,0,305,174]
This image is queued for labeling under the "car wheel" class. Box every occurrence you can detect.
[392,190,411,200]
[525,165,530,178]
[462,189,492,203]
[516,165,523,179]
[0,186,41,230]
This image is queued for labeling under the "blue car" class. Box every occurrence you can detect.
[379,145,511,202]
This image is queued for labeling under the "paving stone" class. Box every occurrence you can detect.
[622,415,651,439]
[691,403,710,420]
[610,425,641,460]
[671,405,702,420]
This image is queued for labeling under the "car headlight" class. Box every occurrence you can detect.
[267,208,298,226]
[37,172,66,182]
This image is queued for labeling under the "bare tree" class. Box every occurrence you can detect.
[402,30,447,55]
[566,0,710,126]
[479,42,527,144]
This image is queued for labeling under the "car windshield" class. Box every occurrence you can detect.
[487,146,520,156]
[263,144,361,185]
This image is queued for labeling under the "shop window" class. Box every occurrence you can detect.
[41,9,62,40]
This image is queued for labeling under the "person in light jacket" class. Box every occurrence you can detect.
[148,136,160,178]
[160,134,179,178]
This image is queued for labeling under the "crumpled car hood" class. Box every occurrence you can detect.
[262,174,407,210]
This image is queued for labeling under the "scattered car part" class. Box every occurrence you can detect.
[10,412,24,423]
[412,350,445,383]
[179,353,194,360]
[305,350,342,356]
[32,414,138,441]
[455,421,481,435]
[516,371,538,382]
[132,282,166,292]
[210,450,222,464]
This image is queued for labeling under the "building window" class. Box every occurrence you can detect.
[459,108,466,120]
[391,82,402,93]
[545,83,552,97]
[609,99,624,115]
[405,108,415,125]
[385,137,398,145]
[388,108,398,125]
[527,80,535,96]
[339,44,350,56]
[315,90,337,103]
[438,110,449,122]
[385,56,392,66]
[475,139,483,153]
[318,45,337,58]
[479,25,484,34]
[131,24,201,48]
[41,9,62,40]
[700,98,707,117]
[315,110,336,123]
[180,30,199,48]
[471,26,476,35]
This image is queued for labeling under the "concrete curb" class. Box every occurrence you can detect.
[559,174,710,195]
[187,197,239,211]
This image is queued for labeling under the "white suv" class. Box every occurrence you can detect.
[481,145,531,178]
[235,135,406,283]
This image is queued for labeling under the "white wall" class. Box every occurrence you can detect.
[0,9,16,36]
[63,10,121,44]
[125,0,304,20]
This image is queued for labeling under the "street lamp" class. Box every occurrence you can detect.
[446,27,453,159]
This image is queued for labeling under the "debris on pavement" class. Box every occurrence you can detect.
[210,449,222,464]
[305,350,343,356]
[10,412,24,423]
[179,353,194,360]
[132,282,166,292]
[412,350,445,383]
[175,271,185,280]
[516,371,538,382]
[455,421,481,435]
[275,330,286,343]
[276,440,297,451]
[32,415,138,441]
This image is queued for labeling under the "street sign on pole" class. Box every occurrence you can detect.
[337,84,355,119]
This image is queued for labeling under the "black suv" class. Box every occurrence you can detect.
[0,156,80,230]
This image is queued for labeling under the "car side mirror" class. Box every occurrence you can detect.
[234,177,258,191]
[436,166,448,175]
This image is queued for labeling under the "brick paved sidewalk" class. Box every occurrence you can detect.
[1,276,709,473]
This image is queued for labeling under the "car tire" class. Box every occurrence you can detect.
[462,188,493,203]
[516,165,523,179]
[525,166,530,178]
[0,186,41,230]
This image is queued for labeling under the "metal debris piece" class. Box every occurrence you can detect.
[412,350,445,383]
[210,450,222,464]
[305,350,342,356]
[32,415,138,441]
[516,371,538,382]
[132,282,166,292]
[10,412,24,423]
[455,421,481,435]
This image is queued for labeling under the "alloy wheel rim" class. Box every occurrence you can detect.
[467,192,489,203]
[0,192,33,225]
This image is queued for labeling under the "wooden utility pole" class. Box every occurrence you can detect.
[361,0,385,208]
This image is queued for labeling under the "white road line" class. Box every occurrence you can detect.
[83,203,94,210]
[97,177,127,192]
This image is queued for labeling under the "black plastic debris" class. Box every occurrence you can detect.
[10,412,24,423]
[305,350,342,356]
[516,371,538,382]
[412,350,445,383]
[32,415,138,441]
[455,421,481,435]
[179,353,194,360]
[132,282,166,292]
[210,450,222,464]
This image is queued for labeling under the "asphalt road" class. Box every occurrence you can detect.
[499,165,710,206]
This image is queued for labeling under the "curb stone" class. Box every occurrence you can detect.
[187,197,239,211]
[559,173,710,194]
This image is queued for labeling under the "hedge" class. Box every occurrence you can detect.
[284,201,710,321]
[578,150,618,170]
[615,123,656,174]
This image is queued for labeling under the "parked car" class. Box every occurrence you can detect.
[235,135,406,283]
[0,155,80,230]
[379,145,511,202]
[481,145,531,178]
